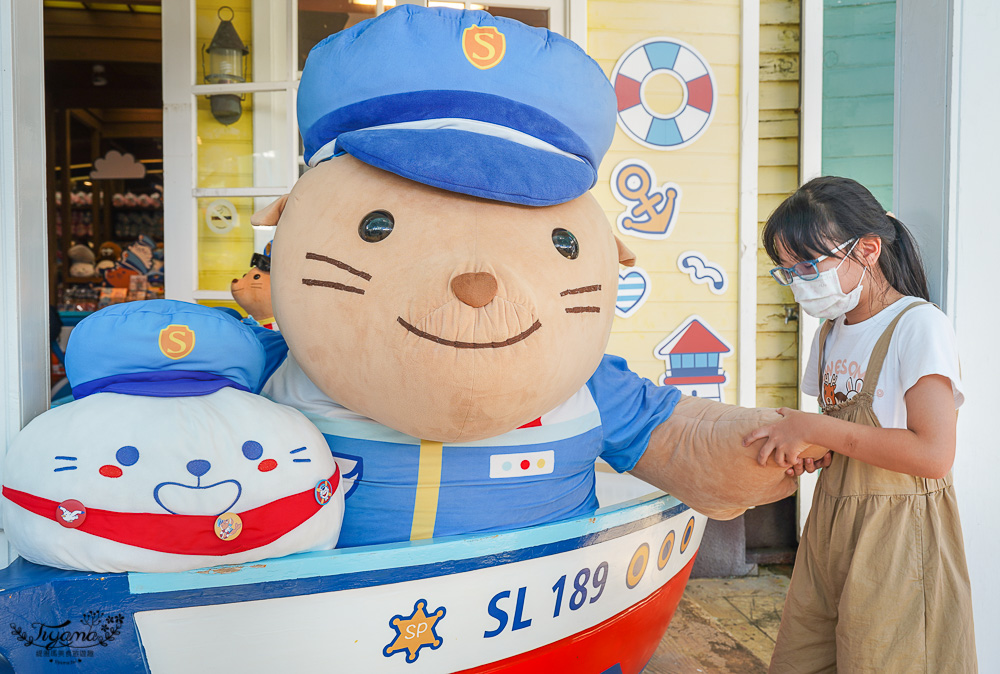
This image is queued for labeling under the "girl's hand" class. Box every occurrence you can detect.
[784,451,833,477]
[742,407,815,468]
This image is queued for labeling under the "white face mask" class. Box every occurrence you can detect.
[790,242,866,319]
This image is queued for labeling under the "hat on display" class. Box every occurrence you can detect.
[250,240,273,272]
[65,300,266,399]
[297,5,617,207]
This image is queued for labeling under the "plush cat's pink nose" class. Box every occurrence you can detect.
[451,272,498,308]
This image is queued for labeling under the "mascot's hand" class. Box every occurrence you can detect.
[629,396,829,520]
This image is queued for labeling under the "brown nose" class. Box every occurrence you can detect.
[451,272,498,308]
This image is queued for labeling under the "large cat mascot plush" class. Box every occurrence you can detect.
[250,6,827,548]
[1,301,344,572]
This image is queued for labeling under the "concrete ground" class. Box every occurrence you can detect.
[644,566,792,673]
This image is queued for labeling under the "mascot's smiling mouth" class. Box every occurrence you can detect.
[153,479,242,516]
[396,316,542,349]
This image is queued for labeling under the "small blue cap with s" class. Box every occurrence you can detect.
[65,300,266,399]
[298,6,616,206]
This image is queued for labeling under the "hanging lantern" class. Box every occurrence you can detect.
[202,6,249,125]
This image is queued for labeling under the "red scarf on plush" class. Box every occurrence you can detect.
[2,466,339,556]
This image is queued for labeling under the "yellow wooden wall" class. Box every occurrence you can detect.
[589,0,742,401]
[195,0,255,297]
[757,0,800,408]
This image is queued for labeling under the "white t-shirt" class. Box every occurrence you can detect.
[802,297,964,430]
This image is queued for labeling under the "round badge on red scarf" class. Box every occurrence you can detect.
[55,499,87,528]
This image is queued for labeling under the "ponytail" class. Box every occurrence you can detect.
[880,214,930,300]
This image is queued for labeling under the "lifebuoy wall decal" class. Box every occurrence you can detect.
[612,38,717,151]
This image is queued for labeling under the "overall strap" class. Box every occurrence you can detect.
[817,319,836,394]
[860,300,931,393]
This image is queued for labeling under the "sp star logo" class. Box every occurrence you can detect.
[383,599,446,663]
[158,324,196,360]
[463,25,506,70]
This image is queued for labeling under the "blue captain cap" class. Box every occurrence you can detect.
[65,300,265,399]
[298,5,616,206]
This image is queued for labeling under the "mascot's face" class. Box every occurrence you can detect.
[5,390,338,517]
[267,155,627,442]
[231,267,274,319]
[1,388,345,572]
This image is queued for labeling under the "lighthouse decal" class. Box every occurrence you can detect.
[654,315,732,402]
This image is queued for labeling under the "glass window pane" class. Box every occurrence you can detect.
[198,197,255,291]
[695,353,707,367]
[299,2,373,71]
[708,353,719,367]
[480,6,548,28]
[670,355,683,369]
[197,91,291,189]
[682,354,694,368]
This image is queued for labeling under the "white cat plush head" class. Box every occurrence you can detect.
[1,300,344,573]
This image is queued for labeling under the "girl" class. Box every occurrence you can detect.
[743,177,976,673]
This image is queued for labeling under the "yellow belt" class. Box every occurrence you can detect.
[410,440,444,540]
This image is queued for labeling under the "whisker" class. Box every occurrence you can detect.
[560,285,601,296]
[305,252,372,281]
[302,279,366,295]
[53,466,77,472]
[293,458,312,463]
[565,307,601,313]
[289,447,307,454]
[55,456,77,461]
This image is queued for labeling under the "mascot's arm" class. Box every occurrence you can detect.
[247,325,289,392]
[630,397,829,520]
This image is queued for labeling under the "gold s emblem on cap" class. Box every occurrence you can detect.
[159,324,196,360]
[214,512,243,541]
[462,26,506,70]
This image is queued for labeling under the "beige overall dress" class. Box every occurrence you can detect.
[769,302,977,673]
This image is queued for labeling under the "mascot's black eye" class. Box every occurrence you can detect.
[552,228,579,259]
[253,273,261,280]
[359,210,394,243]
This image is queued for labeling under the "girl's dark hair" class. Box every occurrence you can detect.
[762,176,930,300]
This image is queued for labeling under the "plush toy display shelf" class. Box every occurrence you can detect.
[0,493,705,673]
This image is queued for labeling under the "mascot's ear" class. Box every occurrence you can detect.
[250,195,289,227]
[615,236,637,267]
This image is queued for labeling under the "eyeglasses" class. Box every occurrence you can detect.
[769,238,857,286]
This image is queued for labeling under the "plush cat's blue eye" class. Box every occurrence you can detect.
[552,228,579,259]
[116,446,139,466]
[359,210,394,243]
[242,440,264,460]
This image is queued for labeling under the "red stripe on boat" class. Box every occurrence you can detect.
[457,554,698,674]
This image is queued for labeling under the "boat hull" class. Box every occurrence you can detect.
[0,494,705,673]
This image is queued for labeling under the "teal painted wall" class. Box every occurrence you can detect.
[822,0,895,209]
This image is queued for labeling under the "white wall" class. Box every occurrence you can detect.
[897,0,999,668]
[949,2,1000,669]
[0,0,49,567]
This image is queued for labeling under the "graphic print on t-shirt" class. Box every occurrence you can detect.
[821,359,875,406]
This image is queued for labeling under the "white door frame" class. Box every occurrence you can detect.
[897,0,999,667]
[0,0,50,567]
[795,0,823,536]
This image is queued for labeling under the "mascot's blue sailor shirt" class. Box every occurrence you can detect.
[253,330,680,547]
